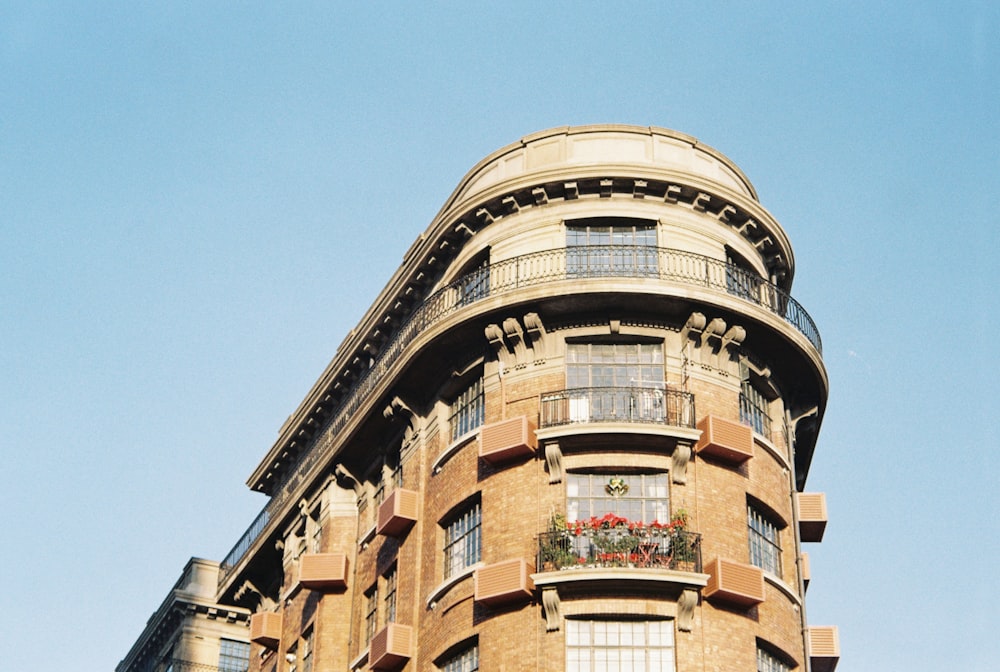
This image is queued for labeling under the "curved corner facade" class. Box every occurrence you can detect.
[209,126,837,672]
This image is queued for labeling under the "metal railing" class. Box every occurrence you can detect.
[538,528,701,572]
[540,386,695,429]
[218,246,817,584]
[219,506,269,580]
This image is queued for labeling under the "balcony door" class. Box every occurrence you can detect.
[566,343,664,422]
[566,219,658,278]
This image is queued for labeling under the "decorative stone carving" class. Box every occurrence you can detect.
[235,580,277,612]
[485,323,516,369]
[681,312,707,344]
[523,312,549,361]
[677,589,698,632]
[503,317,529,367]
[542,588,562,631]
[544,442,564,484]
[672,442,692,485]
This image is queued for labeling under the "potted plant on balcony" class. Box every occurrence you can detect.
[540,513,578,570]
[588,513,640,566]
[665,509,697,571]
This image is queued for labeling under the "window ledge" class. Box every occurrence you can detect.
[426,562,482,609]
[358,523,377,548]
[753,433,791,470]
[431,432,479,474]
[348,648,369,671]
[763,571,803,607]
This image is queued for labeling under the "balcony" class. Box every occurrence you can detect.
[474,559,535,607]
[479,416,537,465]
[298,553,349,591]
[796,492,828,542]
[377,488,418,537]
[537,526,701,573]
[369,623,413,671]
[249,611,282,649]
[702,558,765,607]
[540,387,695,430]
[694,415,754,463]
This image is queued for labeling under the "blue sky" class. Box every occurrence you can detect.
[2,3,997,671]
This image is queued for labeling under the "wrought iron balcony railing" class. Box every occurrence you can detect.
[540,386,695,429]
[220,246,816,585]
[538,528,702,573]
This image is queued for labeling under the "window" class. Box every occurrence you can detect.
[384,564,397,623]
[458,256,490,306]
[285,643,297,672]
[440,644,479,672]
[450,377,485,441]
[566,343,664,422]
[218,639,250,672]
[567,219,658,277]
[566,620,675,672]
[757,643,794,672]
[726,250,762,302]
[300,628,314,672]
[307,507,323,554]
[740,361,771,437]
[748,503,782,575]
[567,473,669,524]
[444,501,482,577]
[364,583,379,645]
[374,463,403,506]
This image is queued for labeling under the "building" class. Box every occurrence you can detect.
[133,125,841,672]
[117,558,251,672]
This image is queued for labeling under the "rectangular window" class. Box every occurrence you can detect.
[440,645,479,672]
[364,584,378,645]
[567,220,658,278]
[218,639,250,672]
[757,645,793,672]
[726,251,762,302]
[566,473,669,524]
[566,343,664,423]
[566,620,675,672]
[740,362,771,437]
[458,257,490,306]
[450,377,485,441]
[444,501,482,577]
[748,504,782,575]
[300,628,314,672]
[384,565,398,623]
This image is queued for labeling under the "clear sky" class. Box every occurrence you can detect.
[2,3,997,671]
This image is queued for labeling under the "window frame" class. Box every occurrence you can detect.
[566,472,670,525]
[566,218,659,278]
[218,639,251,672]
[443,499,482,578]
[363,583,379,645]
[747,501,783,576]
[438,643,480,672]
[449,377,485,441]
[566,619,676,671]
[756,641,795,672]
[383,564,398,624]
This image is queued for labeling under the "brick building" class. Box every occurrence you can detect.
[125,125,839,672]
